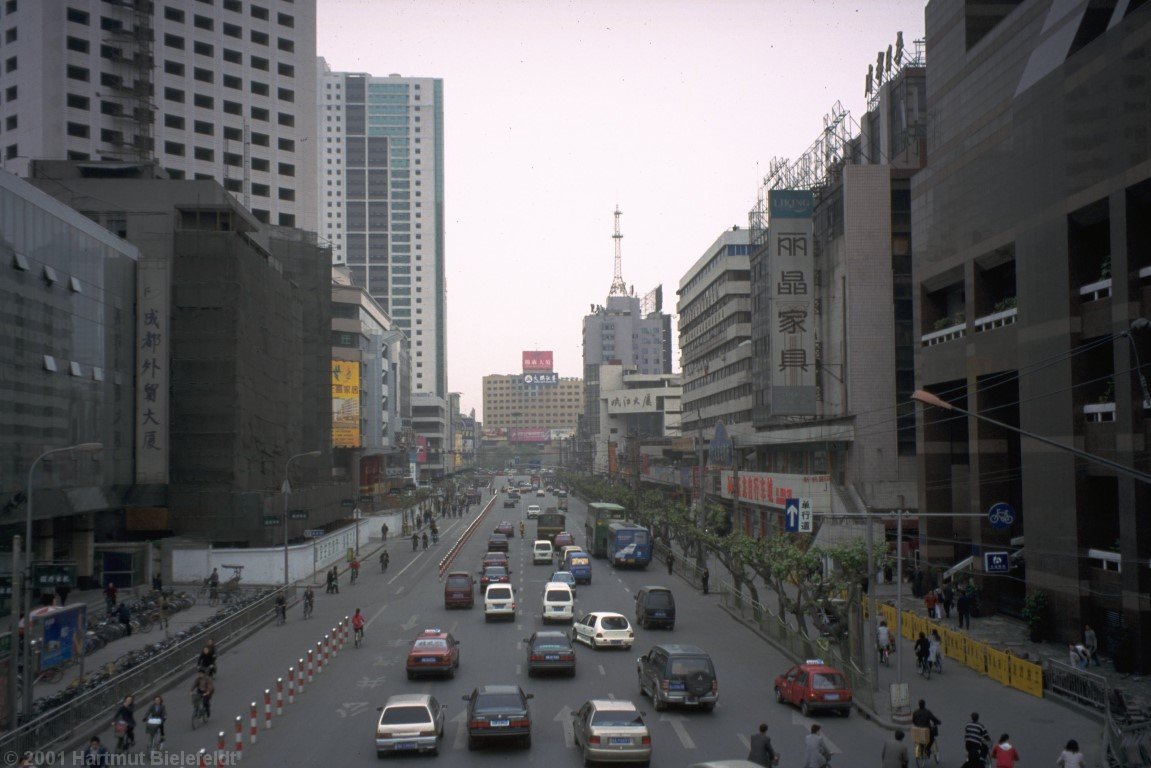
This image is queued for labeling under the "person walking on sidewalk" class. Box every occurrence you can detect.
[942,582,954,619]
[924,589,938,619]
[991,734,1020,768]
[104,582,118,614]
[747,723,778,766]
[956,590,972,629]
[701,566,710,595]
[667,552,675,576]
[1083,625,1100,666]
[1056,739,1084,768]
[882,730,909,768]
[381,522,389,541]
[803,723,833,768]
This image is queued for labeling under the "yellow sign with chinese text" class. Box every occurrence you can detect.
[332,360,361,448]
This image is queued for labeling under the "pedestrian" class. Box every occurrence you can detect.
[152,573,162,592]
[942,582,954,619]
[912,568,924,599]
[1083,624,1100,666]
[330,565,340,594]
[1056,739,1084,768]
[701,566,710,595]
[923,589,937,619]
[803,723,833,768]
[882,729,909,768]
[55,584,71,607]
[158,593,170,631]
[382,522,389,541]
[991,734,1020,768]
[747,723,778,766]
[1069,643,1089,670]
[667,552,674,576]
[104,582,117,614]
[116,601,132,636]
[956,590,971,629]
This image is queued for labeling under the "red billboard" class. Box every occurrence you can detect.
[522,350,554,372]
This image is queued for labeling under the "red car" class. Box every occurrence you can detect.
[494,521,516,537]
[773,659,853,716]
[481,552,510,571]
[406,629,460,679]
[443,571,475,609]
[553,532,576,551]
[487,534,510,552]
[479,566,510,588]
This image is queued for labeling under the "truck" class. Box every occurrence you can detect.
[536,509,566,544]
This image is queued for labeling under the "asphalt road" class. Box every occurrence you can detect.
[84,475,1100,768]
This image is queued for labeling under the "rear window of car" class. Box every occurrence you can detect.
[812,672,847,689]
[533,640,570,651]
[413,638,448,650]
[446,576,470,588]
[545,589,571,602]
[591,710,644,727]
[601,616,629,630]
[645,592,673,609]
[487,587,512,599]
[668,657,713,676]
[474,693,524,712]
[381,705,432,725]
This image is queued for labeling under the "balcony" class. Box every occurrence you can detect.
[921,320,966,347]
[1083,402,1116,423]
[974,307,1017,333]
[1079,278,1112,303]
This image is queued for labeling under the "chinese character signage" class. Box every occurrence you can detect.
[135,258,170,483]
[522,350,554,372]
[768,190,817,415]
[331,360,361,448]
[604,389,659,414]
[509,428,551,443]
[522,372,559,385]
[718,470,831,511]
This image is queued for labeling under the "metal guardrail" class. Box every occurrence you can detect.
[0,588,285,757]
[1045,656,1109,710]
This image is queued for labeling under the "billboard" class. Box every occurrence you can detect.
[522,350,554,372]
[332,360,361,448]
[136,258,170,484]
[605,389,659,414]
[34,605,86,670]
[509,428,550,443]
[482,427,508,440]
[768,190,817,415]
[522,372,559,385]
[718,470,831,511]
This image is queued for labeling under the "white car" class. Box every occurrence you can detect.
[483,584,516,622]
[541,582,575,623]
[375,693,446,757]
[526,504,541,519]
[572,611,634,649]
[532,540,554,564]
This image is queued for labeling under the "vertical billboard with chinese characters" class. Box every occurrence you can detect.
[331,360,361,448]
[768,190,817,415]
[135,258,170,483]
[522,350,554,372]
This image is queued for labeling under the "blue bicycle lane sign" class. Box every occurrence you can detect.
[987,502,1016,530]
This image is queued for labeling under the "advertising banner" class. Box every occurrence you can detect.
[719,470,831,511]
[482,427,508,439]
[522,350,554,372]
[604,389,659,414]
[415,435,428,463]
[522,372,559,385]
[509,428,550,443]
[331,360,361,448]
[548,428,574,441]
[768,190,817,415]
[136,258,171,484]
[34,605,86,670]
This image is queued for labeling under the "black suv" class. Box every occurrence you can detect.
[635,586,676,629]
[636,644,717,711]
[462,684,534,750]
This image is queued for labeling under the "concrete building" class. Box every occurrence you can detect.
[594,366,682,477]
[0,169,138,591]
[31,161,341,548]
[912,1,1151,672]
[411,393,448,481]
[0,0,317,230]
[483,374,584,432]
[677,228,753,440]
[331,267,410,496]
[316,61,447,398]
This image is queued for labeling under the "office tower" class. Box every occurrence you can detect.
[316,60,447,397]
[0,0,317,230]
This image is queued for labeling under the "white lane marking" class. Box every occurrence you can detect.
[452,711,468,750]
[553,706,575,748]
[364,603,389,630]
[791,712,841,754]
[516,664,522,676]
[660,714,696,749]
[598,665,606,676]
[738,733,750,751]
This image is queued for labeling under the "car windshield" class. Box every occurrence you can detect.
[484,567,507,577]
[545,590,570,602]
[600,616,629,630]
[474,693,525,712]
[591,710,644,727]
[487,587,512,599]
[812,672,847,689]
[381,705,432,725]
[413,639,448,650]
[645,592,673,608]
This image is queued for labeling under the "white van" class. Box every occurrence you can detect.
[483,584,516,622]
[541,581,575,623]
[526,504,541,519]
[532,539,554,564]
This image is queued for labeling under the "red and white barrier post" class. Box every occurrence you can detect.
[249,701,258,745]
[317,639,325,674]
[264,688,272,729]
[306,649,314,684]
[198,748,207,767]
[234,716,243,760]
[288,666,296,703]
[276,677,284,716]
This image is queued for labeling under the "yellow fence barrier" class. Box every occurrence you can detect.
[986,646,1011,685]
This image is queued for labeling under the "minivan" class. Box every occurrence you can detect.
[635,586,676,629]
[564,551,592,584]
[540,581,575,622]
[532,540,554,565]
[636,644,718,711]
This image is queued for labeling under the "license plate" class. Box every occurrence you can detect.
[654,611,666,617]
[824,694,840,700]
[609,737,632,745]
[490,720,509,727]
[610,640,622,645]
[420,657,437,663]
[545,655,559,661]
[686,696,698,704]
[395,742,417,750]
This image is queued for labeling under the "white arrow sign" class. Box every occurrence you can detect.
[660,713,696,749]
[451,710,468,750]
[554,705,575,748]
[400,614,420,631]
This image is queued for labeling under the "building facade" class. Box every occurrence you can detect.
[316,61,447,398]
[482,374,584,432]
[595,366,682,477]
[0,0,317,230]
[913,0,1151,672]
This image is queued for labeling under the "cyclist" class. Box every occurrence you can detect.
[349,558,360,585]
[876,620,892,661]
[144,695,166,750]
[411,532,419,552]
[914,631,931,675]
[351,608,365,646]
[274,592,287,624]
[519,521,526,539]
[911,699,941,756]
[963,712,991,767]
[197,644,217,677]
[113,695,136,751]
[421,532,429,550]
[379,550,389,572]
[190,669,215,719]
[929,629,943,671]
[302,586,315,619]
[990,734,1019,768]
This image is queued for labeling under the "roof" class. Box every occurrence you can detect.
[586,699,640,711]
[653,644,707,656]
[384,693,436,706]
[476,684,521,694]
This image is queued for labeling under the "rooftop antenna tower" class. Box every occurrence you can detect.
[609,205,628,296]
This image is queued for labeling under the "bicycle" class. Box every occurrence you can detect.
[145,716,164,754]
[878,643,891,666]
[354,627,364,648]
[918,654,932,679]
[190,691,209,730]
[350,568,359,586]
[275,604,287,626]
[302,598,314,620]
[912,728,940,768]
[114,721,134,753]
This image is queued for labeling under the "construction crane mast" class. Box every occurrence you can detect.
[609,205,629,296]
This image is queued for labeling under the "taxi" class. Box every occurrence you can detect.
[406,629,460,680]
[772,659,852,716]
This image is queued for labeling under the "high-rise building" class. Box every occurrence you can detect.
[482,374,584,432]
[0,0,317,230]
[316,60,447,398]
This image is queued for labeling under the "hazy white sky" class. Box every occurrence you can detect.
[317,0,927,421]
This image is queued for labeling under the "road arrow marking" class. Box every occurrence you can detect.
[401,614,420,631]
[598,665,606,676]
[554,705,574,748]
[451,710,468,750]
[791,712,842,754]
[660,713,696,749]
[738,733,750,751]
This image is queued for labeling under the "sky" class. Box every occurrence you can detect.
[317,0,928,422]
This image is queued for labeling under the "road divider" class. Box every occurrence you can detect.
[437,494,496,578]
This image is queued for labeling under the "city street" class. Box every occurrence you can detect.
[90,481,1099,767]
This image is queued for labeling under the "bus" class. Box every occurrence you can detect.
[606,522,652,568]
[584,502,627,558]
[536,511,566,544]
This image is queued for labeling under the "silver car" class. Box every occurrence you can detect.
[375,693,445,756]
[572,699,652,766]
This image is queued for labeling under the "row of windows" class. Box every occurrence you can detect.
[162,28,294,52]
[163,3,294,28]
[160,62,294,101]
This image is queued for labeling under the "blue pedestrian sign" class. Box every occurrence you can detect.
[784,498,800,532]
[987,502,1016,530]
[984,551,1010,573]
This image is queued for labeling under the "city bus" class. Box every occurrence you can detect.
[584,502,627,558]
[536,511,566,544]
[606,522,652,568]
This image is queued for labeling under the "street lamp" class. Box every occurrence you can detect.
[22,442,102,716]
[282,451,321,586]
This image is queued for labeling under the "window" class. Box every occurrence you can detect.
[223,48,242,64]
[193,14,213,30]
[223,0,241,10]
[251,106,269,122]
[223,22,241,38]
[65,64,88,81]
[194,146,214,161]
[194,120,214,136]
[223,74,242,90]
[99,101,122,116]
[224,177,242,192]
[164,113,185,129]
[250,132,269,147]
[164,60,185,76]
[223,100,242,115]
[193,41,213,57]
[164,87,185,103]
[278,187,295,201]
[164,140,186,156]
[223,126,242,141]
[66,7,90,24]
[224,152,242,166]
[250,55,269,71]
[251,157,269,171]
[277,112,294,127]
[4,115,14,131]
[251,4,269,19]
[277,37,294,53]
[253,210,270,223]
[100,128,123,145]
[163,6,185,22]
[194,93,214,109]
[278,137,295,152]
[99,16,122,32]
[5,85,16,102]
[166,168,185,179]
[66,93,89,110]
[278,213,296,227]
[277,12,294,27]
[278,62,294,77]
[277,87,294,102]
[252,182,270,197]
[5,145,17,160]
[164,33,184,50]
[66,36,89,53]
[250,30,269,45]
[278,162,295,177]
[251,81,269,96]
[193,67,213,83]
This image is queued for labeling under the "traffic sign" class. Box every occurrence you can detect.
[32,563,77,589]
[288,509,309,520]
[987,502,1016,530]
[798,498,814,533]
[303,529,325,538]
[984,551,1010,573]
[784,499,800,532]
[262,515,282,527]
